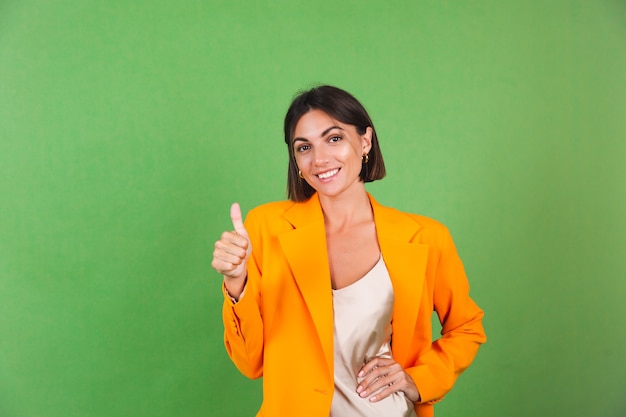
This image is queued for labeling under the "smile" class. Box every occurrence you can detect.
[317,168,339,180]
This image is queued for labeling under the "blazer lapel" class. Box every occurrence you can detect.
[370,195,430,366]
[275,193,429,375]
[277,194,334,377]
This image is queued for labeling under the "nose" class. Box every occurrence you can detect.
[313,146,329,166]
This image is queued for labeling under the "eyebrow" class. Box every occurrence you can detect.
[293,125,344,143]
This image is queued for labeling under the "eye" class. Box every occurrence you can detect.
[296,144,311,152]
[328,136,342,143]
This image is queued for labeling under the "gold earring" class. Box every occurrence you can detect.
[362,153,369,164]
[298,170,304,178]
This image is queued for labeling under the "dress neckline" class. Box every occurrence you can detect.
[332,254,384,293]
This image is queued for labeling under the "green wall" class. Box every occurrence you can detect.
[1,1,624,416]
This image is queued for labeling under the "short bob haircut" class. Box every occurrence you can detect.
[284,85,386,202]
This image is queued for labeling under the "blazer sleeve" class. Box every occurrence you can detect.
[222,210,264,379]
[407,226,487,404]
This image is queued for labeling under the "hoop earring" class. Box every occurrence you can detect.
[298,170,304,178]
[362,153,369,164]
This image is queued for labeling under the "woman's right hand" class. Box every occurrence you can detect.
[211,203,251,299]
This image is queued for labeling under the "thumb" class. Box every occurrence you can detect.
[230,202,248,237]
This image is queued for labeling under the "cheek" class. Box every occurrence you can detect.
[348,145,363,161]
[294,153,308,168]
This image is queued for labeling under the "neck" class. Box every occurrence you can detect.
[318,186,373,231]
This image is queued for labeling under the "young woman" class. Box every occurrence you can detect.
[212,86,486,417]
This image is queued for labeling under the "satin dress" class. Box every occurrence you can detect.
[330,256,417,417]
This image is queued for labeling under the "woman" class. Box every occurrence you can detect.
[212,86,486,417]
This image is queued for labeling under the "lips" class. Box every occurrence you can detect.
[316,168,339,180]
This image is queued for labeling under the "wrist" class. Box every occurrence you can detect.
[224,275,247,301]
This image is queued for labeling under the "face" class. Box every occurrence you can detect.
[292,109,372,199]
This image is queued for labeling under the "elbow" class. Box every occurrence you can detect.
[236,362,263,380]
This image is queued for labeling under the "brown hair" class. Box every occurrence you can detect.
[284,85,386,202]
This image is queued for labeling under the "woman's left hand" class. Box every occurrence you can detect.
[356,356,421,403]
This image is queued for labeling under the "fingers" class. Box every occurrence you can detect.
[214,232,248,262]
[211,203,251,280]
[358,356,387,378]
[212,231,248,277]
[356,357,420,403]
[356,358,400,399]
[230,202,248,237]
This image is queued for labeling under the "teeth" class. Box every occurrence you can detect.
[318,169,339,179]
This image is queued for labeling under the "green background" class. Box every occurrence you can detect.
[1,1,624,416]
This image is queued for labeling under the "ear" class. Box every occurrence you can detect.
[361,126,373,154]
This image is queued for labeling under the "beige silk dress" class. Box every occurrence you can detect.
[330,256,417,417]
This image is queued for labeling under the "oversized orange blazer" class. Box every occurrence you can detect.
[222,193,486,417]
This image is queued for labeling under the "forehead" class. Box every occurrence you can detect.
[293,109,346,139]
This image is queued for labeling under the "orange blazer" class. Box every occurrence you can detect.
[222,193,486,417]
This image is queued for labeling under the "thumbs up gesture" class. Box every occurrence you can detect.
[212,203,251,299]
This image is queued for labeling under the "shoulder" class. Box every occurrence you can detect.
[243,200,298,235]
[404,211,448,233]
[246,200,295,221]
[371,197,452,245]
[371,195,448,231]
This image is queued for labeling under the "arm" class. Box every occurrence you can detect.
[356,225,485,405]
[222,247,264,379]
[213,204,265,379]
[407,226,486,403]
